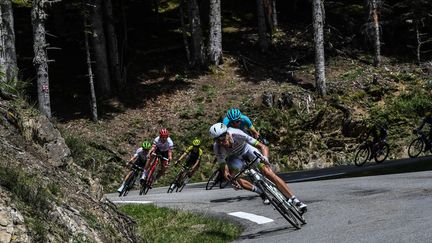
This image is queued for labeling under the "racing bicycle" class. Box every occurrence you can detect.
[408,130,432,158]
[354,140,390,166]
[141,153,168,195]
[167,164,192,193]
[228,151,306,229]
[118,164,144,197]
[206,159,229,190]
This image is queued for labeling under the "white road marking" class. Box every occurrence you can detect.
[228,212,274,224]
[111,200,153,204]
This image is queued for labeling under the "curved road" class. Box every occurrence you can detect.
[107,156,432,242]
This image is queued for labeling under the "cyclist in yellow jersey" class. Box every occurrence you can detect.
[175,138,203,178]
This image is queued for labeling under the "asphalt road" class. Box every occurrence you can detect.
[107,156,432,243]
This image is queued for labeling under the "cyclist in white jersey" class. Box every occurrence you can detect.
[210,123,307,212]
[141,129,174,182]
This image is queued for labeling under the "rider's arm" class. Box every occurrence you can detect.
[128,148,141,164]
[147,144,156,157]
[168,149,173,161]
[256,141,269,158]
[249,126,260,139]
[176,150,187,164]
[192,148,203,168]
[128,154,138,164]
[243,115,260,138]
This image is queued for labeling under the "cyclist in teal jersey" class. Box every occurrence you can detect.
[223,108,260,139]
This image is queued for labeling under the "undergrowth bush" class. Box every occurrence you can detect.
[370,89,432,124]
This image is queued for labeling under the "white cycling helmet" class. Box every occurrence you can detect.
[209,123,227,138]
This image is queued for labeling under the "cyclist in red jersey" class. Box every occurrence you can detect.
[141,129,174,183]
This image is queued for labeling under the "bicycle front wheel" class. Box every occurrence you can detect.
[206,170,220,190]
[408,138,424,158]
[167,182,176,193]
[120,172,137,197]
[354,145,369,166]
[257,181,301,229]
[374,143,389,163]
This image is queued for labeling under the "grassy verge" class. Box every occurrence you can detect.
[119,204,242,243]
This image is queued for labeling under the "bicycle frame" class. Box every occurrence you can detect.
[228,151,305,228]
[146,153,168,186]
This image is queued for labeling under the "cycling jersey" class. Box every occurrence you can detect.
[184,145,203,162]
[213,128,260,170]
[133,147,148,166]
[222,114,254,131]
[153,136,174,152]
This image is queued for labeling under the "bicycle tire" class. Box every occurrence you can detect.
[139,181,145,195]
[354,145,369,166]
[120,171,137,197]
[287,201,307,225]
[263,178,307,225]
[374,142,390,163]
[257,181,301,229]
[167,183,176,193]
[219,178,229,189]
[408,137,424,158]
[206,169,220,190]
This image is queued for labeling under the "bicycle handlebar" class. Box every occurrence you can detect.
[151,152,169,161]
[131,164,144,171]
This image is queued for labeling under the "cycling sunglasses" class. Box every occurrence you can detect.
[215,132,227,142]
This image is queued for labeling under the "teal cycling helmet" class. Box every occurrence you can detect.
[141,141,152,150]
[226,108,241,121]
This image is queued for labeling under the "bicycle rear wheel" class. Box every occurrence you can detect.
[354,145,369,166]
[206,169,220,190]
[408,138,424,158]
[374,143,389,163]
[257,181,301,229]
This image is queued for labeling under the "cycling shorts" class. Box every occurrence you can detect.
[226,145,265,173]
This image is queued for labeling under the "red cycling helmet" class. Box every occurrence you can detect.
[160,129,169,138]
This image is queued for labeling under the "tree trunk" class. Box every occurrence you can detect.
[368,0,381,66]
[0,0,17,83]
[90,0,111,97]
[119,0,128,85]
[31,0,51,118]
[179,0,191,64]
[103,0,123,92]
[415,21,421,65]
[208,0,222,65]
[271,0,278,29]
[187,0,204,67]
[256,0,269,52]
[84,20,98,122]
[312,0,326,96]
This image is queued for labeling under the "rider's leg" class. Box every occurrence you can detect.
[260,165,295,198]
[260,164,307,211]
[156,159,169,180]
[188,161,200,178]
[141,156,154,181]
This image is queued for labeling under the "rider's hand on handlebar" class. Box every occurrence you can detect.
[261,156,270,165]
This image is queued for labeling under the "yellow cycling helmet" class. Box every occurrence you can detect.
[192,138,201,147]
